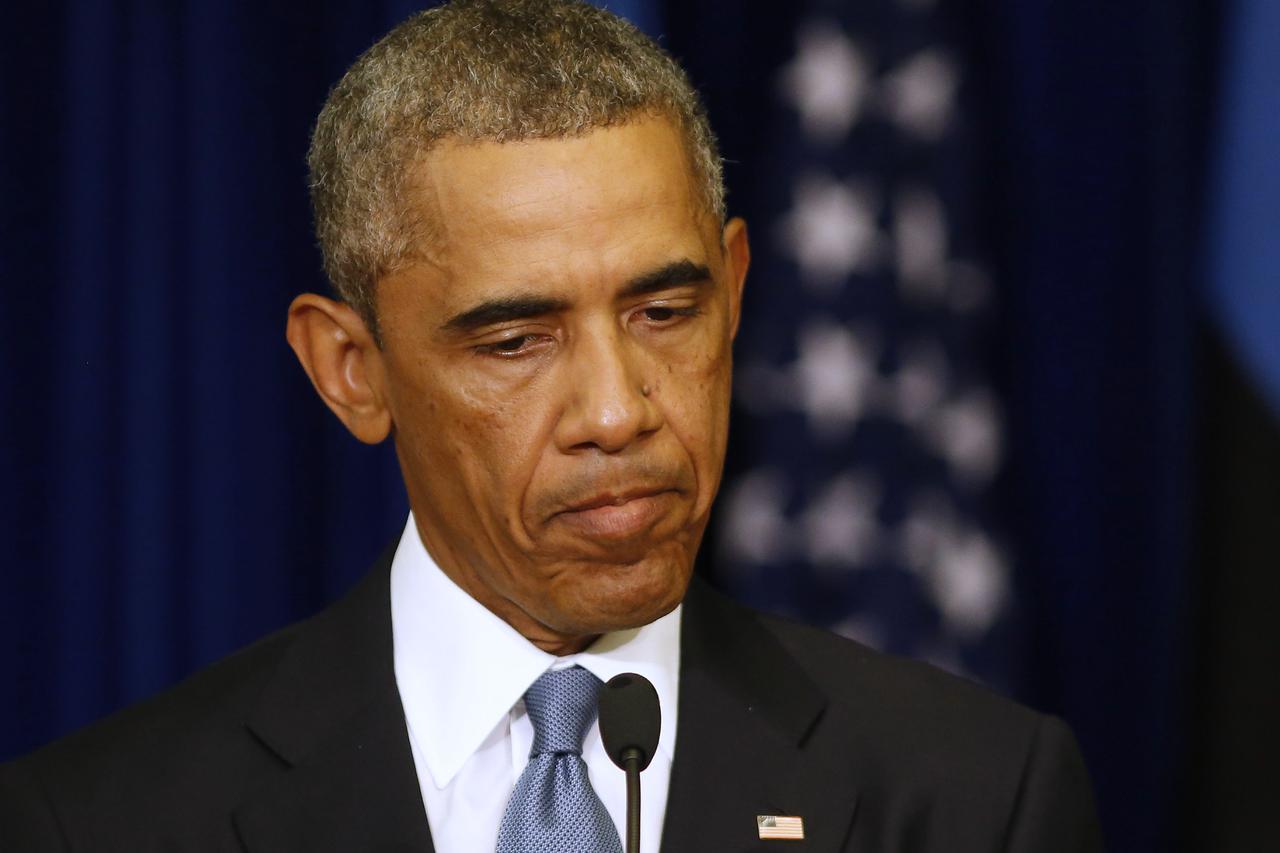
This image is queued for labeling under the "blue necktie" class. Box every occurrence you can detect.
[496,666,624,853]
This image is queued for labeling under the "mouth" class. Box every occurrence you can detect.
[552,488,678,541]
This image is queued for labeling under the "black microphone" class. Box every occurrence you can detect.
[598,672,661,853]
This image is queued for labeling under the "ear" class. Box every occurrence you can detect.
[285,294,392,444]
[721,216,750,340]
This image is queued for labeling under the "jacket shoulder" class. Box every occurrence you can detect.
[677,581,1102,849]
[766,612,1034,726]
[2,548,400,850]
[1,621,303,848]
[760,610,1042,763]
[30,620,299,768]
[756,611,1102,849]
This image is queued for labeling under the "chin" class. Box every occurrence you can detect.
[553,553,691,635]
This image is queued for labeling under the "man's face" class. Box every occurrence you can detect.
[372,118,748,650]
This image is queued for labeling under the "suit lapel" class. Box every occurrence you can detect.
[227,553,859,852]
[661,578,860,853]
[232,546,435,853]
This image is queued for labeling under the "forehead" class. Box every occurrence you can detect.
[407,118,713,283]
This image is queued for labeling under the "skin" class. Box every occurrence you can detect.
[286,117,750,654]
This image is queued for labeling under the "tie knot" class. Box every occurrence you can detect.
[524,665,603,756]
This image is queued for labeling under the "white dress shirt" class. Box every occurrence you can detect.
[390,514,680,853]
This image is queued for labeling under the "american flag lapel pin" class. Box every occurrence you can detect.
[757,814,805,841]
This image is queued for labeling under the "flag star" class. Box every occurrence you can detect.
[925,528,1007,636]
[793,321,878,437]
[718,469,791,565]
[892,186,950,301]
[778,21,871,143]
[778,175,883,290]
[891,338,949,425]
[878,49,958,141]
[802,473,880,570]
[896,492,1010,637]
[924,387,1002,485]
[897,489,955,572]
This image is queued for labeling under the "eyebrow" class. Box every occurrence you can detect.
[441,295,570,334]
[439,258,713,334]
[618,259,713,298]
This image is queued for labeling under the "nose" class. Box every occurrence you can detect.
[554,326,662,454]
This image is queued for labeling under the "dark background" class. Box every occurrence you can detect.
[2,1,1276,851]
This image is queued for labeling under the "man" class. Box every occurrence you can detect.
[0,1,1103,851]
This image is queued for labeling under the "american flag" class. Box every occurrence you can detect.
[711,0,1015,690]
[757,814,806,841]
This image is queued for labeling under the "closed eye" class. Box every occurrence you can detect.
[640,305,700,324]
[474,333,551,357]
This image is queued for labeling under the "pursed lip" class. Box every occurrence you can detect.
[559,486,672,514]
[551,487,679,539]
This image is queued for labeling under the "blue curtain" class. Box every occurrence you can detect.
[982,1,1203,848]
[0,2,1219,851]
[0,0,426,750]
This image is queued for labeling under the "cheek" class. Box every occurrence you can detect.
[421,372,565,520]
[660,344,733,472]
[391,365,508,481]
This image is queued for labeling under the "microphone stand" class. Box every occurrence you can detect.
[621,746,642,853]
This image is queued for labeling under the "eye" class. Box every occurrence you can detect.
[494,336,530,352]
[475,334,547,358]
[638,305,699,325]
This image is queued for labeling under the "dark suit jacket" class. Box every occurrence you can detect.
[0,546,1104,852]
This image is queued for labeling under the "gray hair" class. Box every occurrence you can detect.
[307,0,726,333]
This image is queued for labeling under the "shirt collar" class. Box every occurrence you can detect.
[390,513,681,790]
